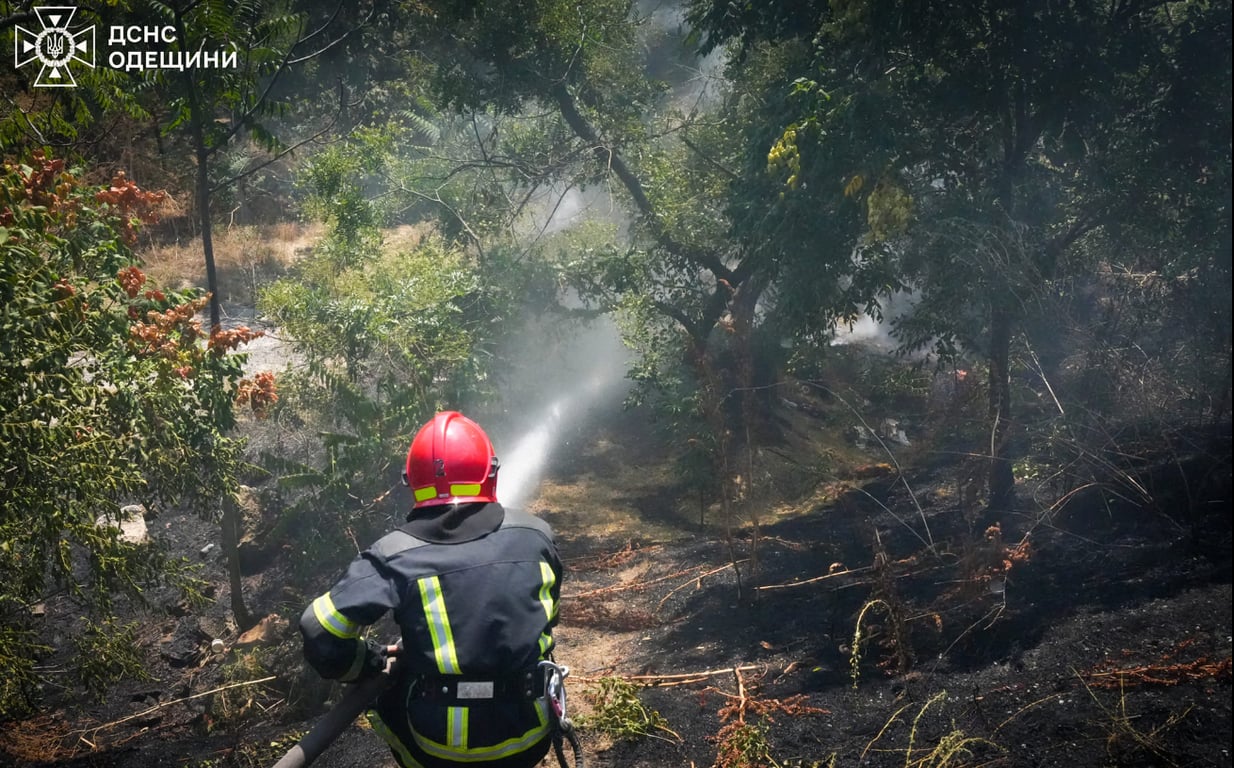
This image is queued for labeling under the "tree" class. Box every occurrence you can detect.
[145,0,353,331]
[0,152,263,713]
[693,0,1232,507]
[255,133,524,571]
[2,0,388,327]
[396,2,755,359]
[289,2,897,539]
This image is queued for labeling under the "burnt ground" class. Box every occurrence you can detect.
[2,396,1231,768]
[550,489,1232,768]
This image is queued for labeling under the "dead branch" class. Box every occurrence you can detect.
[1083,655,1232,688]
[756,564,874,592]
[656,561,746,610]
[733,666,749,723]
[565,563,711,600]
[575,664,762,687]
[71,676,278,738]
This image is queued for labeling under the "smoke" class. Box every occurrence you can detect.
[639,0,727,110]
[830,289,920,352]
[522,183,628,239]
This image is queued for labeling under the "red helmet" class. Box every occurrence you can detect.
[404,411,499,508]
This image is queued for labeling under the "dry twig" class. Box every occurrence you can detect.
[565,564,707,600]
[575,664,762,687]
[70,676,278,740]
[656,560,747,610]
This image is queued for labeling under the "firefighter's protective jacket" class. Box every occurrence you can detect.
[300,502,561,765]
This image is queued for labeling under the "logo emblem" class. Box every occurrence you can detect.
[14,7,95,88]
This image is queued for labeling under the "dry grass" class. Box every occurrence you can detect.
[0,714,74,762]
[138,222,323,303]
[383,223,433,252]
[1083,640,1233,689]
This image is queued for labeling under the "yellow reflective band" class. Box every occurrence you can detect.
[538,562,558,621]
[417,576,460,675]
[411,699,551,762]
[449,483,482,497]
[414,486,437,502]
[447,706,468,748]
[312,593,360,639]
[367,710,425,768]
[538,562,557,659]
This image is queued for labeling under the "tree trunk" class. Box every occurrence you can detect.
[195,145,222,332]
[987,304,1015,508]
[222,493,255,631]
[176,1,221,332]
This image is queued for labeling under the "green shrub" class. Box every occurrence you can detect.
[578,676,678,743]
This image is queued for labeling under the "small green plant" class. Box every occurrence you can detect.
[868,361,932,410]
[577,676,679,742]
[72,618,152,701]
[1012,455,1046,480]
[851,599,886,688]
[714,720,774,768]
[713,669,830,768]
[851,534,916,688]
[233,729,307,768]
[862,690,1003,767]
[0,626,51,717]
[208,648,275,728]
[850,597,913,688]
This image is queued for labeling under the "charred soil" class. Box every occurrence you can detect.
[3,398,1230,768]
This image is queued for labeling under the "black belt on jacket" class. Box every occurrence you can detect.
[411,667,544,703]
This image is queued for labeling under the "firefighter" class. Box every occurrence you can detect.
[299,411,562,768]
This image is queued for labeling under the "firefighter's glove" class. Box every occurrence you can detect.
[355,639,388,681]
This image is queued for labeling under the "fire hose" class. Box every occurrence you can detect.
[270,644,399,768]
[270,647,583,768]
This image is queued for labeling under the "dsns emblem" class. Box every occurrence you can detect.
[14,7,95,88]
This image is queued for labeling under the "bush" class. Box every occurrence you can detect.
[0,152,248,715]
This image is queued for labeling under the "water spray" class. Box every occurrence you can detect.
[495,321,628,511]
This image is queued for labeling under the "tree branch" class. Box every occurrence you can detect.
[288,0,374,65]
[0,10,35,33]
[548,82,736,284]
[210,84,346,194]
[681,132,740,181]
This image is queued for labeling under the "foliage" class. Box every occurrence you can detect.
[296,132,392,265]
[208,647,276,729]
[713,720,774,768]
[0,626,50,718]
[422,0,654,137]
[849,599,892,689]
[772,0,1232,352]
[187,726,305,768]
[233,729,309,768]
[0,152,249,715]
[578,676,677,743]
[689,0,1231,505]
[72,618,152,701]
[257,136,515,569]
[711,670,829,768]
